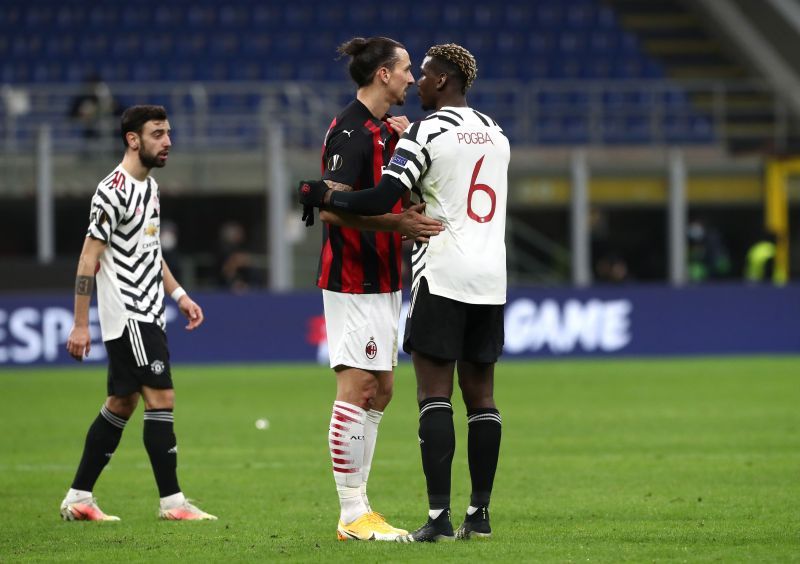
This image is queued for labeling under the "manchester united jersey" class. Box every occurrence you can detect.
[86,164,165,341]
[382,106,510,305]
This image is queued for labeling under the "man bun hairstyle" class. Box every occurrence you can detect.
[120,105,168,148]
[426,43,478,94]
[337,36,405,87]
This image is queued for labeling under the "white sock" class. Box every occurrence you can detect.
[65,488,92,503]
[337,488,367,525]
[429,508,445,520]
[160,491,186,510]
[467,505,479,516]
[361,409,383,512]
[330,401,368,524]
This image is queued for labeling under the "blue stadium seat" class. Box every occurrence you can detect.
[0,0,712,146]
[503,4,533,28]
[219,5,249,28]
[248,4,278,29]
[473,5,502,28]
[0,5,23,30]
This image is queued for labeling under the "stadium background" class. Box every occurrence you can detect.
[2,0,800,363]
[1,0,798,561]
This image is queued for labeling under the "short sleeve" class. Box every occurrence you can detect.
[86,183,126,243]
[321,129,369,187]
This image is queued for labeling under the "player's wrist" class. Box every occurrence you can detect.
[170,287,187,303]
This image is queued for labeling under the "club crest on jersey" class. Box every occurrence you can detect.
[365,338,377,359]
[145,223,159,236]
[390,154,408,167]
[150,360,165,375]
[327,154,343,171]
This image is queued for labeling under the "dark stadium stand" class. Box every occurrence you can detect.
[0,0,717,146]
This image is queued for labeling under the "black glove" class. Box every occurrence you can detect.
[297,180,330,208]
[301,204,315,227]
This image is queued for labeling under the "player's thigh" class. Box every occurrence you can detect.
[412,350,455,401]
[463,302,505,364]
[323,290,400,372]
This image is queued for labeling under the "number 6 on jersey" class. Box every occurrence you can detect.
[467,156,496,224]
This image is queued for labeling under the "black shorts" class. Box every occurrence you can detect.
[403,277,505,363]
[105,320,173,397]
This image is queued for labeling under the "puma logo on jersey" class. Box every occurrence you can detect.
[378,139,385,147]
[342,129,354,137]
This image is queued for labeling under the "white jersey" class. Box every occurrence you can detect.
[86,164,165,341]
[383,107,510,304]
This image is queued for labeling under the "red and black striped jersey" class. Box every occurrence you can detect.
[316,99,403,294]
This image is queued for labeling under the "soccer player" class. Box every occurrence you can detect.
[308,36,444,541]
[60,105,216,522]
[299,43,509,542]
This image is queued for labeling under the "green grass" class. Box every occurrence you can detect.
[1,357,799,562]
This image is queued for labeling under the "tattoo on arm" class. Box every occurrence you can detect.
[75,275,94,296]
[323,180,353,192]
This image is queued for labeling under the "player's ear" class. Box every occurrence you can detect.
[436,73,448,91]
[126,132,139,150]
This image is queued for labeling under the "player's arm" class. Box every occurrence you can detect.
[162,259,204,331]
[66,236,106,361]
[319,181,443,242]
[301,174,407,216]
[301,123,430,216]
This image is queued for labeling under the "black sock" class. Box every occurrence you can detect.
[418,397,454,510]
[467,408,502,508]
[143,409,181,497]
[71,406,128,492]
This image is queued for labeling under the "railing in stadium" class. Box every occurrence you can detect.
[0,79,795,151]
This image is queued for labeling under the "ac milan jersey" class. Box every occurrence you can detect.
[86,164,165,341]
[382,107,510,305]
[316,99,403,294]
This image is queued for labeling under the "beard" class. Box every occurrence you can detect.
[138,147,166,169]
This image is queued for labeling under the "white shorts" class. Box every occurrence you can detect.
[322,289,401,371]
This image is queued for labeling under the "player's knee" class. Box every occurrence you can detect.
[106,394,139,418]
[458,382,492,409]
[360,387,378,408]
[372,386,393,411]
[461,387,495,410]
[143,387,175,410]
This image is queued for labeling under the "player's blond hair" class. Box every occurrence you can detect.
[426,43,478,92]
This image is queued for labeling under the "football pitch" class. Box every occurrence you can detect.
[1,357,798,562]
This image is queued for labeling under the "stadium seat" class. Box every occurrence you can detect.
[0,0,712,146]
